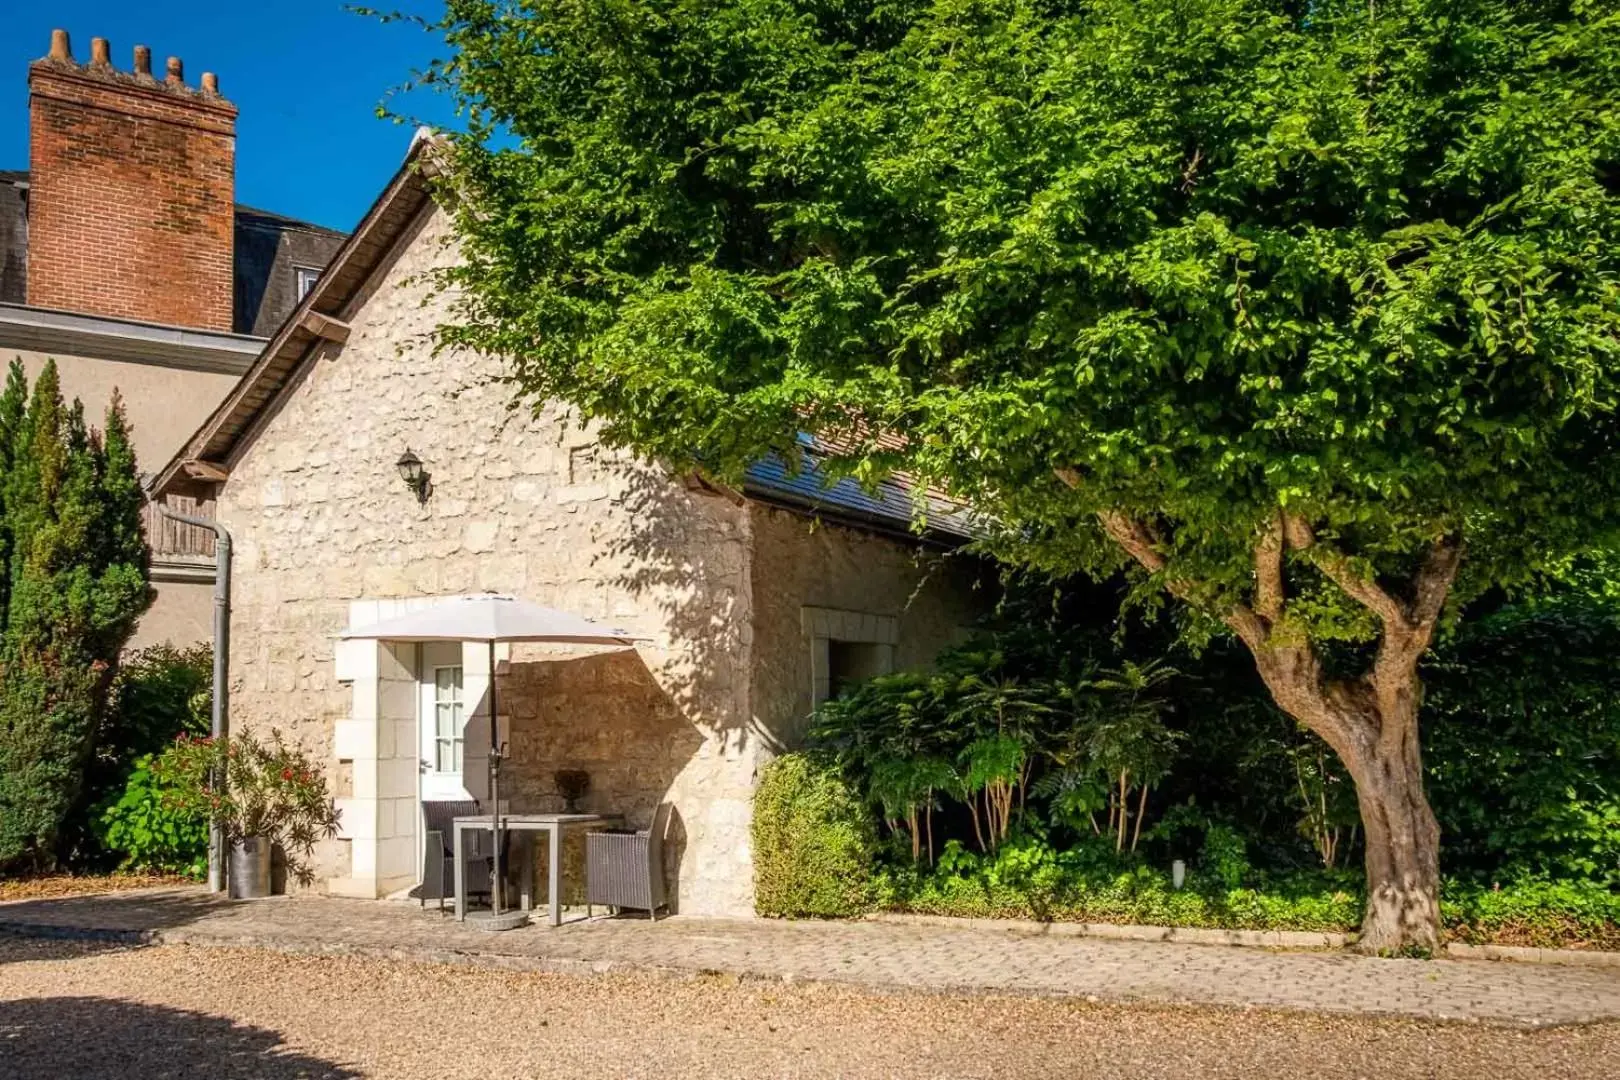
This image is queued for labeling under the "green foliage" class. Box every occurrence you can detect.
[1423,593,1620,885]
[96,754,207,878]
[428,0,1620,626]
[0,360,151,870]
[65,645,213,868]
[752,752,878,917]
[880,838,1619,948]
[1160,582,1620,883]
[880,836,1365,931]
[153,731,340,886]
[1441,876,1620,950]
[810,635,1181,857]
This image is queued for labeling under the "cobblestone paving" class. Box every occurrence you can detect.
[3,887,1617,1027]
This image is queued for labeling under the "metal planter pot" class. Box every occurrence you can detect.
[229,836,273,899]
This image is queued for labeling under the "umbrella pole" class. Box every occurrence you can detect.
[488,638,502,916]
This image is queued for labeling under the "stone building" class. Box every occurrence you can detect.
[0,29,345,646]
[149,133,987,916]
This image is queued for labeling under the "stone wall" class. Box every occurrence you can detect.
[213,200,986,915]
[747,503,988,751]
[214,205,758,912]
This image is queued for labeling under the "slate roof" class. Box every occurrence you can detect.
[0,170,346,336]
[744,454,974,542]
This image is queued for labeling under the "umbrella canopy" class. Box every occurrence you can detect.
[339,593,642,926]
[339,593,643,645]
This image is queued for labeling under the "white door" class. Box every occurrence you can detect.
[419,642,471,802]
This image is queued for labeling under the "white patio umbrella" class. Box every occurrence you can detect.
[341,594,643,924]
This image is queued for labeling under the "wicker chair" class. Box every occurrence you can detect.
[585,803,670,919]
[418,799,497,910]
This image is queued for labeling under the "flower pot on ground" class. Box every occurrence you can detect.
[154,731,341,896]
[229,836,272,899]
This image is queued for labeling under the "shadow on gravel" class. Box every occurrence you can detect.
[0,997,360,1078]
[0,889,226,965]
[0,893,231,965]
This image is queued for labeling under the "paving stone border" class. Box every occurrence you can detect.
[4,887,1620,1026]
[868,912,1620,966]
[866,912,1349,950]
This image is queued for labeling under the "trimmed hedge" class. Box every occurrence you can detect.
[753,752,877,917]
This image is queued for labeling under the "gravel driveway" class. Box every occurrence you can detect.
[2,938,1617,1079]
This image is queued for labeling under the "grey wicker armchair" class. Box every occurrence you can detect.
[585,803,670,919]
[418,799,495,910]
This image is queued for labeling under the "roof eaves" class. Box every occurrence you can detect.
[149,134,443,497]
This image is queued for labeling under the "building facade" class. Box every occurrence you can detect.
[1,29,345,647]
[150,138,987,914]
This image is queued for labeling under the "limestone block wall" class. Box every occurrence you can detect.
[747,504,989,751]
[214,205,758,912]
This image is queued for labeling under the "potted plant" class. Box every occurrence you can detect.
[155,731,342,898]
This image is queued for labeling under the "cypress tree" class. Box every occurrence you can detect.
[0,360,25,623]
[90,392,151,657]
[0,361,151,869]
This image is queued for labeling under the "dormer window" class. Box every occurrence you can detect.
[294,266,321,301]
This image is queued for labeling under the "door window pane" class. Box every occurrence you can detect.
[433,665,464,774]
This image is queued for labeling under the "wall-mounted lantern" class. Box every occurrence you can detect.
[396,448,433,504]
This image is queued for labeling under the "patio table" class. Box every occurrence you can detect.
[452,813,622,927]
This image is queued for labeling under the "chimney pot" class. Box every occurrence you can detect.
[165,56,183,86]
[90,37,111,68]
[133,45,152,78]
[201,72,219,96]
[49,29,72,61]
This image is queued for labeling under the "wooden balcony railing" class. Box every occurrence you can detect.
[143,494,217,559]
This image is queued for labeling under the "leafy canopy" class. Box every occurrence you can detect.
[430,0,1620,630]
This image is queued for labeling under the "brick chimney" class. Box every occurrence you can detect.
[26,29,237,330]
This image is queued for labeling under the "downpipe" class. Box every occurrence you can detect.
[158,506,232,894]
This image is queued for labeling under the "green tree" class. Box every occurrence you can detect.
[0,360,151,869]
[421,0,1620,949]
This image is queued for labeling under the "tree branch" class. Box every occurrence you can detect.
[1288,519,1410,631]
[1096,509,1167,573]
[1408,534,1463,638]
[1254,509,1285,623]
[1095,508,1271,652]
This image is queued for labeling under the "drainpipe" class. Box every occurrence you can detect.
[159,506,232,894]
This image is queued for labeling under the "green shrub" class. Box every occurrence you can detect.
[753,752,877,917]
[64,644,212,866]
[96,753,207,877]
[1442,877,1620,951]
[878,838,1364,931]
[875,839,1619,948]
[0,361,151,871]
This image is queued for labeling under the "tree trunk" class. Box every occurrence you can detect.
[1255,651,1443,953]
[1343,724,1441,954]
[1086,501,1461,953]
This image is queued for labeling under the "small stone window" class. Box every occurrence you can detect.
[803,606,898,706]
[294,265,321,301]
[827,640,891,700]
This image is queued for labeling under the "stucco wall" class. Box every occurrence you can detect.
[214,205,760,913]
[747,503,988,751]
[7,347,238,474]
[130,575,214,650]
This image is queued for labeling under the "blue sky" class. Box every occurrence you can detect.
[0,0,458,232]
